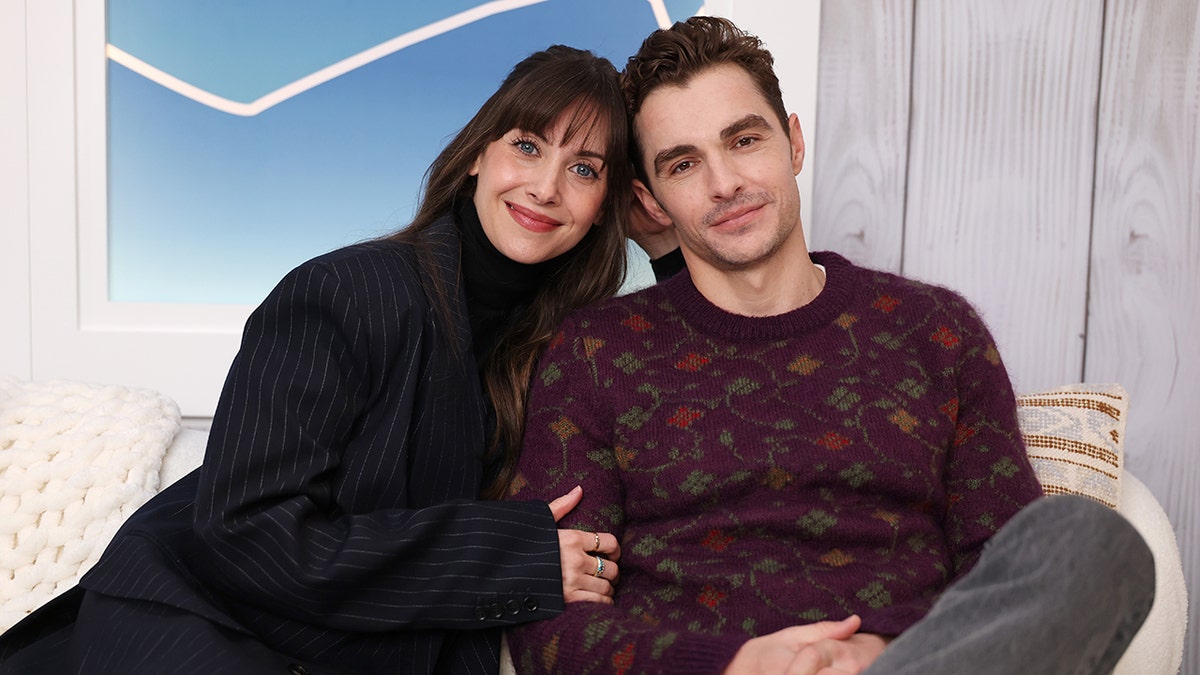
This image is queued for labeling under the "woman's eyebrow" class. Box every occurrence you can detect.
[576,149,606,163]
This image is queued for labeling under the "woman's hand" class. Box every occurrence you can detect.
[548,486,621,604]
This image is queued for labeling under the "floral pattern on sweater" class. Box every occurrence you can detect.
[507,252,1043,675]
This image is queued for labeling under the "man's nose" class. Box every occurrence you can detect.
[706,154,742,200]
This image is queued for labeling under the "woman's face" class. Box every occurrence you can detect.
[470,107,609,264]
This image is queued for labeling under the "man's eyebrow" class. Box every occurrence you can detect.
[721,114,772,142]
[652,144,698,177]
[650,115,775,177]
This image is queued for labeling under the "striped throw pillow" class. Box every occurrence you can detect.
[1016,383,1127,509]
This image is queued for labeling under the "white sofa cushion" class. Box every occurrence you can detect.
[0,377,181,632]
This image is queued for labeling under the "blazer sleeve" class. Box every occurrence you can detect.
[190,252,564,633]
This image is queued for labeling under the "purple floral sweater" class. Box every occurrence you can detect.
[507,252,1042,675]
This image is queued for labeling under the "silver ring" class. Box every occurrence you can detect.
[592,532,601,552]
[593,555,606,578]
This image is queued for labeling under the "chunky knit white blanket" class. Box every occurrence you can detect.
[0,377,181,631]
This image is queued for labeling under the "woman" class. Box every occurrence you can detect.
[0,46,636,674]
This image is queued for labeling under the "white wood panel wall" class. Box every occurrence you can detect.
[813,1,1198,671]
[904,0,1103,394]
[1088,2,1200,673]
[811,0,911,270]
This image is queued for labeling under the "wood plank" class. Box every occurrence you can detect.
[1085,1,1200,671]
[811,0,912,272]
[901,1,1104,394]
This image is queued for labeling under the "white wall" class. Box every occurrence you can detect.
[0,0,32,380]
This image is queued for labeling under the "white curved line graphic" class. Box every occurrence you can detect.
[106,0,550,117]
[646,0,672,29]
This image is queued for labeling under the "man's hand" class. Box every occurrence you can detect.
[722,616,862,675]
[787,632,890,675]
[548,486,621,604]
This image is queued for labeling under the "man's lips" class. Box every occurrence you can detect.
[506,201,561,233]
[707,203,765,230]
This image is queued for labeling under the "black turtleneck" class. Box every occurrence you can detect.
[456,201,573,366]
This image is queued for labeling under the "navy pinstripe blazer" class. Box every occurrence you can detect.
[70,217,564,672]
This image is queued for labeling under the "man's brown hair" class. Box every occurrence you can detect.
[621,16,789,183]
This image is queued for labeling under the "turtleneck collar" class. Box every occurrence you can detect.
[456,200,573,310]
[455,200,577,365]
[665,251,855,342]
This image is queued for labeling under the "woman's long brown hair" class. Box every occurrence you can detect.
[386,46,630,499]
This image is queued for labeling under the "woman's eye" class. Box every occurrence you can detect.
[572,164,597,178]
[515,139,537,155]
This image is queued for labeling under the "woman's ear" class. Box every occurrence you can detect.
[633,179,673,227]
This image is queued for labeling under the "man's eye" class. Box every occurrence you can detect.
[736,136,756,147]
[671,160,693,174]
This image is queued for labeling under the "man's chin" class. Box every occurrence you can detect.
[697,237,787,272]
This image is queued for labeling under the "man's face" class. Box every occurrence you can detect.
[633,64,805,273]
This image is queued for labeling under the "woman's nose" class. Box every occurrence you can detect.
[526,164,561,204]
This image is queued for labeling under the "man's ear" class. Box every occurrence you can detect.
[633,179,673,227]
[788,113,806,175]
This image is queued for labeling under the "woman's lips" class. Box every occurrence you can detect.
[506,201,561,233]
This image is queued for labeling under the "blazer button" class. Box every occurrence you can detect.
[505,599,521,615]
[288,665,312,675]
[475,605,489,621]
[523,596,539,612]
[490,603,504,619]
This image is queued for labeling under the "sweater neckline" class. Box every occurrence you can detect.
[665,251,854,342]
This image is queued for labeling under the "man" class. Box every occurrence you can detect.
[507,17,1154,675]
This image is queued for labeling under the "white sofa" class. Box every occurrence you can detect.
[0,378,1188,673]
